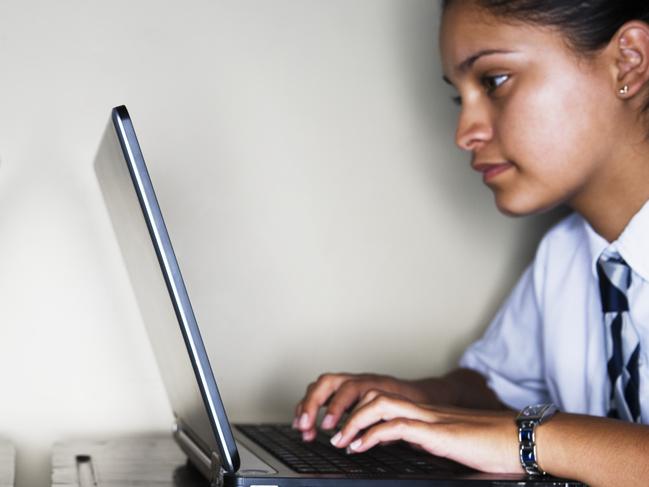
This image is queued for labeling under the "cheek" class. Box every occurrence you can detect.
[499,77,608,183]
[491,77,611,213]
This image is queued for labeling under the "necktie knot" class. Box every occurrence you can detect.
[597,254,631,313]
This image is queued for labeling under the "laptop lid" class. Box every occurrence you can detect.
[94,105,240,474]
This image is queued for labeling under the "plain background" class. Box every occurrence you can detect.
[0,1,562,486]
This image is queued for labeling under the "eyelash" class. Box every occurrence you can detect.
[451,74,510,106]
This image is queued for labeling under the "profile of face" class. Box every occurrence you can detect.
[439,1,640,217]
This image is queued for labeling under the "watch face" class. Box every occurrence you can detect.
[518,403,558,422]
[522,405,546,417]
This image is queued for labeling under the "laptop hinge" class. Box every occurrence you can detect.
[174,423,226,486]
[210,452,226,487]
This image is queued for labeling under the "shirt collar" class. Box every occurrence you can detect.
[585,199,649,283]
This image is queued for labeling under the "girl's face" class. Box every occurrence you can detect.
[440,1,626,216]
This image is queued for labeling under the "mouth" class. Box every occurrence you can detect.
[472,162,514,183]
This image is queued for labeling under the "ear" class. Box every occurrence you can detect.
[611,21,649,99]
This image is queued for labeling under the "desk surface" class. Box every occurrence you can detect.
[0,440,14,487]
[52,435,209,487]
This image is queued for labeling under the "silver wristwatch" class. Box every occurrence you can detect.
[516,403,559,476]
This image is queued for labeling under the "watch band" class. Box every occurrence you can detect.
[516,403,558,476]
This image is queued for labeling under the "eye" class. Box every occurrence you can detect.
[482,73,510,94]
[449,73,510,106]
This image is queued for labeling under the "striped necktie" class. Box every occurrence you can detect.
[596,253,642,423]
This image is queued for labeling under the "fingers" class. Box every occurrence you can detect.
[293,373,421,443]
[320,380,375,430]
[330,393,437,449]
[349,388,411,415]
[345,418,447,457]
[351,387,382,411]
[293,373,350,436]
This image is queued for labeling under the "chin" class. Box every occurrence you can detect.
[493,192,558,217]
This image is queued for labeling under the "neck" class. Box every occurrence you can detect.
[569,143,649,242]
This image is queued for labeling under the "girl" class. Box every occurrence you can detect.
[293,1,649,485]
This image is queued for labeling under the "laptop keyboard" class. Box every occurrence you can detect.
[237,423,467,475]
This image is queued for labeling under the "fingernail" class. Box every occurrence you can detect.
[292,417,298,429]
[349,439,362,452]
[321,414,335,429]
[330,432,342,446]
[299,413,309,429]
[302,430,315,442]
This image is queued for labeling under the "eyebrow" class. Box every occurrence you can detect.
[442,49,516,85]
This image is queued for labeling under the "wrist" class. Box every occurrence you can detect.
[516,403,559,476]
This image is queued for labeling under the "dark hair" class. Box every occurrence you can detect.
[441,1,649,112]
[442,1,649,52]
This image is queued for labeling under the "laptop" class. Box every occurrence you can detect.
[94,105,584,486]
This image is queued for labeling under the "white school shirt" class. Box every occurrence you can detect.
[459,200,649,422]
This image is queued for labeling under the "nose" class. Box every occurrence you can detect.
[455,104,493,152]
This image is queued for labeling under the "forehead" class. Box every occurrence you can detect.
[439,1,570,78]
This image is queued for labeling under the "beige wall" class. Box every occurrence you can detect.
[0,1,560,486]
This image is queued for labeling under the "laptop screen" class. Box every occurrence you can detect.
[94,105,240,473]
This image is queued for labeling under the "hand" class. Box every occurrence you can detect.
[293,373,428,441]
[329,390,523,475]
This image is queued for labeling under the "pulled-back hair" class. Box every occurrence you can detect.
[441,1,649,112]
[442,1,649,52]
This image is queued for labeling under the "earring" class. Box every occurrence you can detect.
[618,85,629,95]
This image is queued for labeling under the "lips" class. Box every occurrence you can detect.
[472,162,513,182]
